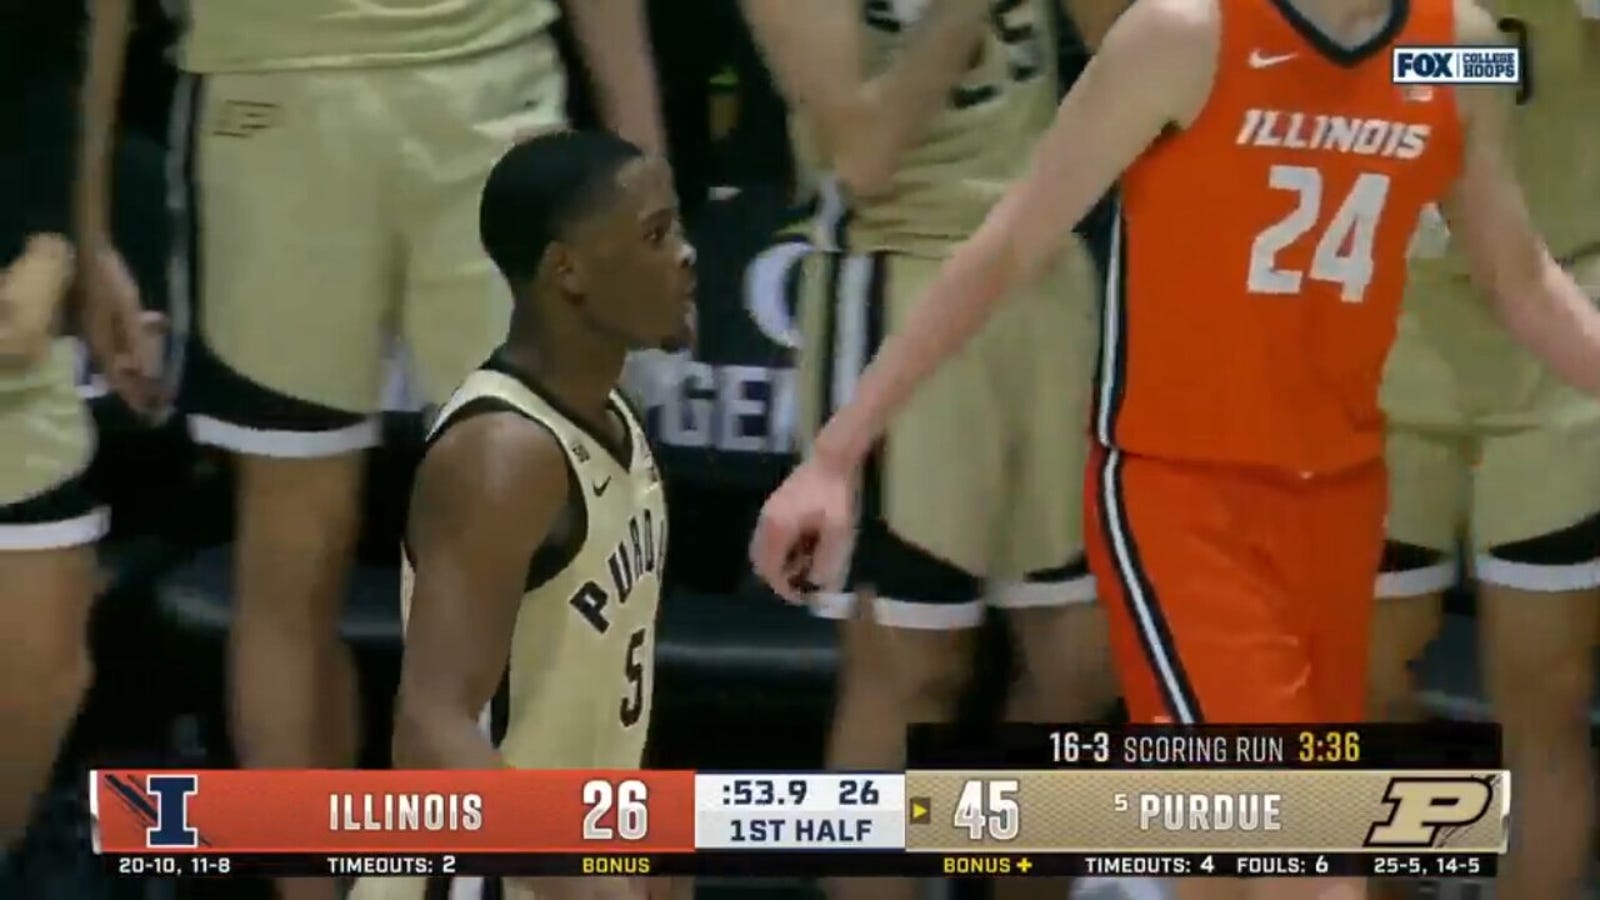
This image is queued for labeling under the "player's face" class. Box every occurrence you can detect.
[574,157,696,352]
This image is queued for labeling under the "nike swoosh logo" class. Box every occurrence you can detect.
[592,477,613,497]
[1249,50,1297,68]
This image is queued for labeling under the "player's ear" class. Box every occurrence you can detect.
[543,242,585,298]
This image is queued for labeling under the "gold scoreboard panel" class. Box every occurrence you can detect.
[904,770,1509,854]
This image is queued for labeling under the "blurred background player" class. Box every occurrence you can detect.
[741,2,1117,899]
[0,0,162,848]
[352,132,694,900]
[0,236,99,848]
[1369,1,1600,896]
[77,2,662,897]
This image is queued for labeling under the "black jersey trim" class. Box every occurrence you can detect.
[481,350,636,469]
[1266,0,1409,68]
[1092,203,1128,447]
[1095,449,1204,723]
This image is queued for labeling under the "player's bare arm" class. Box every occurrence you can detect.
[391,413,570,771]
[73,0,164,416]
[740,0,990,197]
[75,0,129,248]
[395,414,646,900]
[567,0,668,154]
[1060,0,1130,48]
[751,0,1217,597]
[1443,0,1600,396]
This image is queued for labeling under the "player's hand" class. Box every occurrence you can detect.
[77,238,167,419]
[750,451,859,604]
[0,234,74,370]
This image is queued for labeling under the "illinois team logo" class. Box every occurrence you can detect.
[1365,774,1507,849]
[96,772,210,849]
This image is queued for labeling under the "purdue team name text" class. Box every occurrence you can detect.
[570,508,667,632]
[1115,792,1283,832]
[328,793,484,832]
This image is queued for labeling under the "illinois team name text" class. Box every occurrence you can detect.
[1236,109,1432,160]
[328,793,484,831]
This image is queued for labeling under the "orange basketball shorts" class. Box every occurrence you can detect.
[1085,445,1387,724]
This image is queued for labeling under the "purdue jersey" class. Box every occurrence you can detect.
[405,354,666,770]
[179,0,558,72]
[804,0,1059,257]
[1386,0,1600,426]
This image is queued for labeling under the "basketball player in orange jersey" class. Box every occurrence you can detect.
[752,0,1600,897]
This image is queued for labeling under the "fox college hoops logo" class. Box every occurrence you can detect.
[1365,774,1508,849]
[1391,46,1521,85]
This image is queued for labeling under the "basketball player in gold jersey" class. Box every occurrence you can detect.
[1369,3,1600,896]
[742,3,1118,900]
[78,4,661,897]
[0,237,98,846]
[349,132,693,900]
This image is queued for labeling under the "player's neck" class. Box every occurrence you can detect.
[500,336,625,423]
[1284,0,1392,45]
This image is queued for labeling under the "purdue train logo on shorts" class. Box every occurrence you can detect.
[1364,774,1509,849]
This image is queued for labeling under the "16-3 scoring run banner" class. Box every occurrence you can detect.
[93,724,1507,880]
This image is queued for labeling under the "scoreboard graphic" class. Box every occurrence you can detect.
[91,724,1509,880]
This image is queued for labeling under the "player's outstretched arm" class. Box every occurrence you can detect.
[391,414,570,771]
[740,0,990,198]
[76,0,131,248]
[74,0,166,417]
[807,0,1212,468]
[567,0,668,155]
[1443,0,1600,396]
[751,0,1214,598]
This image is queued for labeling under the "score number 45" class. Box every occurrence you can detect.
[954,779,1020,842]
[582,779,649,841]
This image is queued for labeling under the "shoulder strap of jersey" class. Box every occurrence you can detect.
[609,387,651,460]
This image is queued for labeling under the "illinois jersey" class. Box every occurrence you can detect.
[1097,0,1464,474]
[403,354,666,770]
[179,0,559,72]
[1387,0,1600,426]
[808,0,1060,256]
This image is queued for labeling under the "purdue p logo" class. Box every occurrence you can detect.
[1365,776,1500,848]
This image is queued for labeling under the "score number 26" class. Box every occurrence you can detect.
[582,779,649,841]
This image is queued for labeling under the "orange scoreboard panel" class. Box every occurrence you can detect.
[92,725,1506,879]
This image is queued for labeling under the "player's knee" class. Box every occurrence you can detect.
[843,524,983,720]
[1007,603,1118,717]
[0,625,91,716]
[1491,641,1592,733]
[1364,656,1416,722]
[840,617,972,721]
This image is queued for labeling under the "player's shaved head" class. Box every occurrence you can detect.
[478,130,645,289]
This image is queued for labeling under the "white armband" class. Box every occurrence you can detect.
[1579,0,1600,22]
